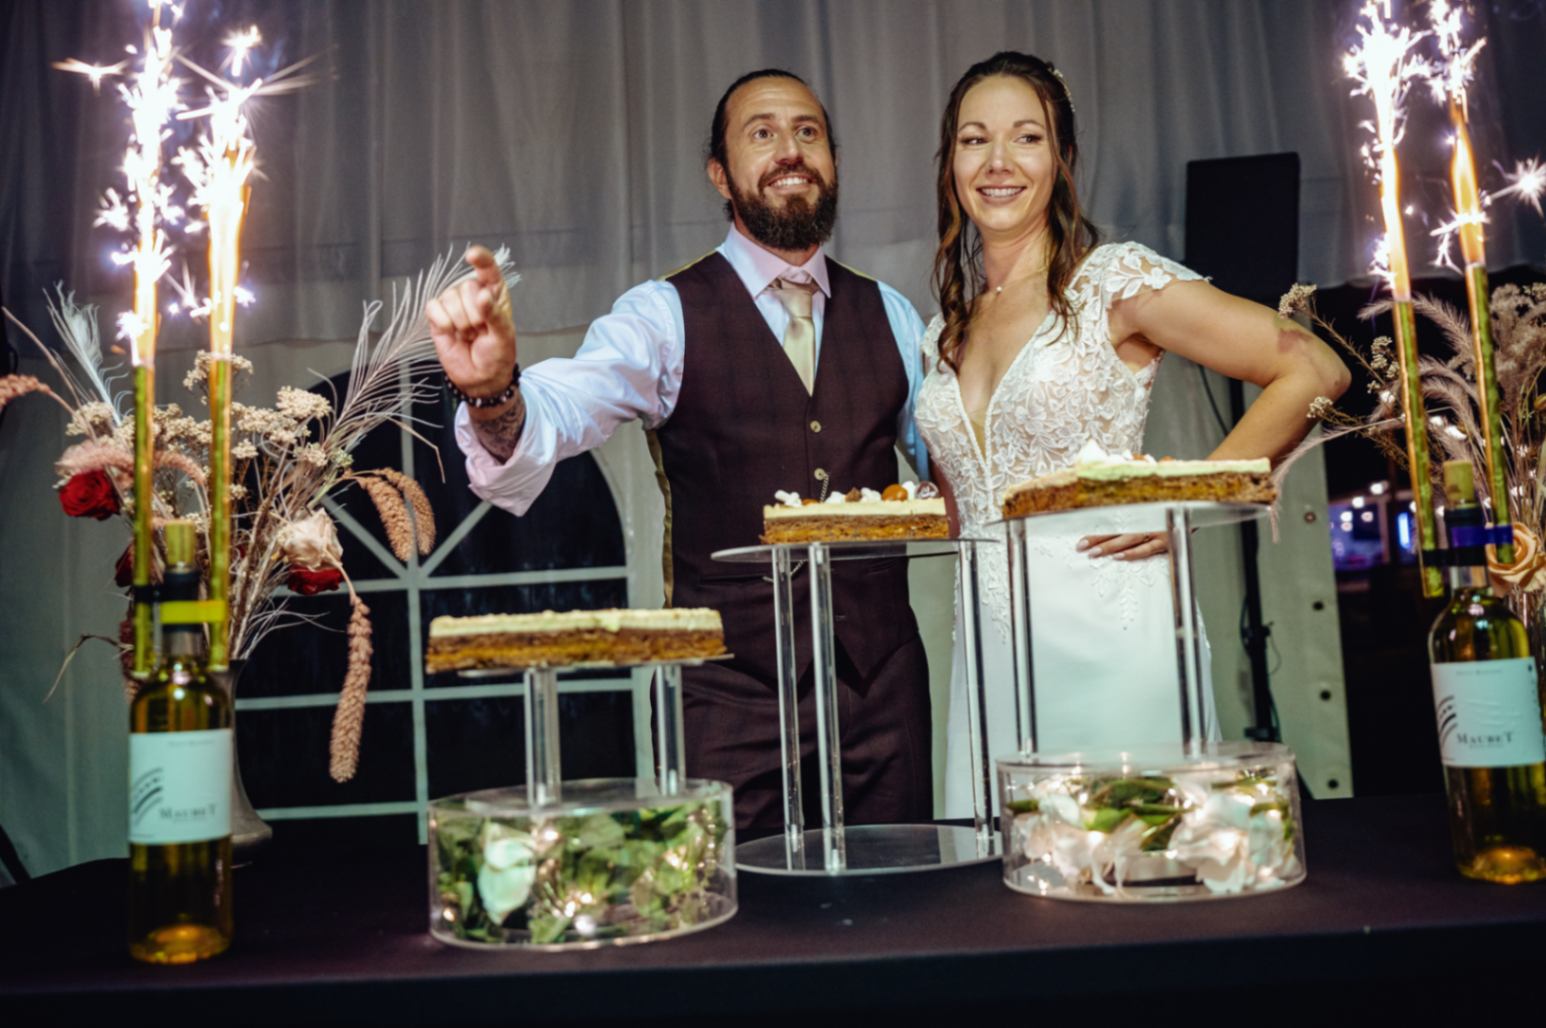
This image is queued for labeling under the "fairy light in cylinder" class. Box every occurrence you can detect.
[1345,0,1444,597]
[1428,0,1514,562]
[56,0,185,676]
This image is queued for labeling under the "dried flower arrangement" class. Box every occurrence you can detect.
[1,249,514,780]
[1281,279,1546,612]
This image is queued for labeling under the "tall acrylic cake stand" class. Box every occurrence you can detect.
[427,657,738,947]
[997,501,1307,901]
[711,539,999,876]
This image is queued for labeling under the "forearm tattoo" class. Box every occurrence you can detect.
[471,394,527,462]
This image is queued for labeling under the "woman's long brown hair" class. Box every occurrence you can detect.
[932,51,1099,373]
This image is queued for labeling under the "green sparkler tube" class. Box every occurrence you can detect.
[1394,299,1444,598]
[132,363,154,677]
[1463,261,1514,564]
[206,355,231,671]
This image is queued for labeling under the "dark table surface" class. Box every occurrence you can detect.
[3,793,1545,1024]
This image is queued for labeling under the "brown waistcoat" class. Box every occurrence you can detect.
[651,252,919,684]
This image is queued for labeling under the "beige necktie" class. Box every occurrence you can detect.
[770,276,819,393]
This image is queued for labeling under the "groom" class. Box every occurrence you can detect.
[428,69,932,831]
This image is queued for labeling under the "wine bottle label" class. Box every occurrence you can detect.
[1430,658,1546,768]
[128,728,234,844]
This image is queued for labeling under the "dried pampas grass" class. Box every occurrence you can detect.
[328,593,372,783]
[375,468,436,555]
[0,374,65,412]
[56,440,134,479]
[354,475,415,562]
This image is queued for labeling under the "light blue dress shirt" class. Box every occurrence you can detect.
[456,225,930,515]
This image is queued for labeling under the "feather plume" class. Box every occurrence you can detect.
[1358,298,1392,322]
[1272,419,1402,491]
[1412,295,1475,365]
[323,247,518,457]
[44,286,129,416]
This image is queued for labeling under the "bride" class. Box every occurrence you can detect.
[914,52,1350,816]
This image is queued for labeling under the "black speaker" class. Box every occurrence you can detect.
[1184,153,1300,306]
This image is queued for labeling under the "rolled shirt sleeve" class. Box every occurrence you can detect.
[454,279,684,516]
[454,238,929,515]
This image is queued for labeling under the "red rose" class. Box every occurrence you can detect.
[287,565,343,595]
[59,470,120,520]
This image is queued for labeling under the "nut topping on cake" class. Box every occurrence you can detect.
[760,481,950,543]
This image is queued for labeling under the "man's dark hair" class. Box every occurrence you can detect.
[706,68,838,172]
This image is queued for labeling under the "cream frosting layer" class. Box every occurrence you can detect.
[763,498,946,520]
[1008,440,1269,494]
[1021,460,1270,489]
[429,608,721,638]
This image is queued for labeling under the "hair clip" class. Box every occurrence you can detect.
[1048,64,1076,116]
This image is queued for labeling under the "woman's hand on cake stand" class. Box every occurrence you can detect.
[1078,532,1168,561]
[427,245,526,460]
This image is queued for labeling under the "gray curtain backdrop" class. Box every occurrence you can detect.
[3,0,1543,876]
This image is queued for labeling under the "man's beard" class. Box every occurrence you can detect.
[728,167,839,251]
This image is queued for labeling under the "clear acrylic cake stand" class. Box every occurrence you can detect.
[434,656,739,947]
[995,501,1308,902]
[710,539,999,876]
[1000,501,1269,755]
[457,656,721,804]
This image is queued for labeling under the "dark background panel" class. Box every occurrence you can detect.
[239,590,410,700]
[238,700,416,809]
[424,691,638,798]
[264,812,420,855]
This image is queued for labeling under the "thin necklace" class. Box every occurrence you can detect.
[988,260,1050,297]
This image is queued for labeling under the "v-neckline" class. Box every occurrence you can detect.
[952,307,1057,473]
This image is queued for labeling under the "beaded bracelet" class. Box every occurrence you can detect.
[446,365,521,409]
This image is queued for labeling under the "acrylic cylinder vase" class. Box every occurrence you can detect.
[428,778,737,949]
[998,741,1307,901]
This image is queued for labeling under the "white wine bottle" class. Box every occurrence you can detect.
[1428,460,1546,883]
[128,520,234,962]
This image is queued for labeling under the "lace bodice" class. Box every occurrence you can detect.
[917,241,1204,639]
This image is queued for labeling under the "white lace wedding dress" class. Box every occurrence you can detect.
[916,241,1219,817]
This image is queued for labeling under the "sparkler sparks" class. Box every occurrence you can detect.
[1344,0,1431,295]
[222,27,262,77]
[1495,158,1546,218]
[176,80,256,354]
[57,0,193,676]
[1427,0,1486,113]
[58,4,188,361]
[51,58,129,94]
[1419,2,1544,267]
[1345,0,1444,595]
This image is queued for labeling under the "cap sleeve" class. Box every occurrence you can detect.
[1076,241,1206,314]
[921,312,946,369]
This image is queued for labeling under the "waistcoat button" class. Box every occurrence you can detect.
[809,420,822,433]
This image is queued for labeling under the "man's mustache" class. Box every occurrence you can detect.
[758,163,829,192]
